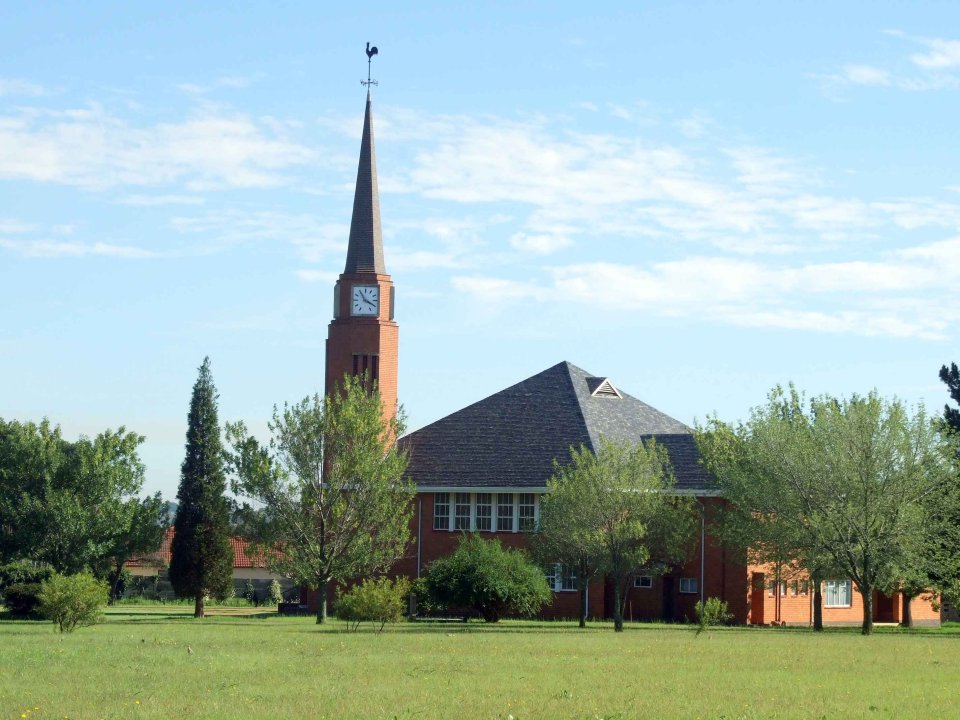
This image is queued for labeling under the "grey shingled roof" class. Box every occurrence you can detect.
[344,91,386,274]
[399,361,716,493]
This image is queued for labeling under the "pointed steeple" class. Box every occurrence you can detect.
[344,90,385,274]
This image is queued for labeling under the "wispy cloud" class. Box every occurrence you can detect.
[0,238,156,258]
[0,102,316,190]
[821,32,960,92]
[0,78,47,97]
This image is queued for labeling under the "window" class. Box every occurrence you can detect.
[824,580,852,608]
[800,580,809,596]
[496,494,514,531]
[634,575,653,589]
[768,580,787,597]
[454,493,471,530]
[544,563,557,589]
[545,563,577,592]
[679,577,698,595]
[518,493,536,532]
[433,493,450,531]
[475,493,492,532]
[790,581,798,597]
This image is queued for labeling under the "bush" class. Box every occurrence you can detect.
[268,579,284,606]
[336,577,411,631]
[694,596,733,635]
[0,561,54,612]
[419,534,552,622]
[243,579,257,605]
[4,582,44,617]
[38,572,108,633]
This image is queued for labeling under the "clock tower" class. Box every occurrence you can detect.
[325,87,398,422]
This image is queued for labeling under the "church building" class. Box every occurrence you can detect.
[321,75,939,627]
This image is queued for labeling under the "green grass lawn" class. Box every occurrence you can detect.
[2,609,959,720]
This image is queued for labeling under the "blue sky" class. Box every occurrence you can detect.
[2,2,958,500]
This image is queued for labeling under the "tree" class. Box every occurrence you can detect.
[226,374,413,624]
[38,571,108,633]
[940,362,960,436]
[547,438,695,632]
[169,357,234,618]
[0,419,164,582]
[534,463,603,628]
[697,386,955,635]
[105,494,168,603]
[418,534,552,622]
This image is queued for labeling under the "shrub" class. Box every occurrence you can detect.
[268,579,284,606]
[419,534,552,622]
[243,579,257,605]
[0,561,54,609]
[4,582,44,617]
[694,596,733,635]
[336,577,411,631]
[38,572,108,633]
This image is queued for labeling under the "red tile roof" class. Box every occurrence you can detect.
[126,527,270,569]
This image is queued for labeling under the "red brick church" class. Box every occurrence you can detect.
[318,85,939,627]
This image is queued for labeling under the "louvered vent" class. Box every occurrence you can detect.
[590,378,622,399]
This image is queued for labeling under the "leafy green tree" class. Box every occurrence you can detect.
[547,439,695,632]
[419,534,552,622]
[38,571,108,633]
[0,419,162,582]
[226,374,413,624]
[534,461,603,628]
[698,386,954,635]
[105,494,167,603]
[169,357,234,618]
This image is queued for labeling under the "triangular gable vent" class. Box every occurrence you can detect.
[589,378,622,399]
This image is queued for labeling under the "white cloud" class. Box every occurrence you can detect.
[119,194,206,206]
[841,65,891,86]
[509,232,572,255]
[0,239,156,258]
[910,37,960,69]
[0,78,47,97]
[0,103,316,190]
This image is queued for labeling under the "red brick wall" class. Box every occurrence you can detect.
[325,272,398,426]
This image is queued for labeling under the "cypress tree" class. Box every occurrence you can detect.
[169,357,233,618]
[941,362,960,436]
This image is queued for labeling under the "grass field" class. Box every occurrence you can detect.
[2,608,959,720]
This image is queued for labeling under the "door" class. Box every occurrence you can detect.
[661,576,675,621]
[750,572,765,625]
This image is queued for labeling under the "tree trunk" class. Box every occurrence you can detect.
[194,593,204,619]
[578,573,588,629]
[316,580,328,624]
[109,560,124,606]
[901,592,914,628]
[860,584,873,635]
[613,582,624,632]
[812,575,823,632]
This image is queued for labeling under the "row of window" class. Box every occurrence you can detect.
[544,567,699,595]
[767,579,853,607]
[433,492,538,533]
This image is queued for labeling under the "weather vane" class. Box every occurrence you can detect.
[362,42,379,88]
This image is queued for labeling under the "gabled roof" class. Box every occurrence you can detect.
[126,527,271,570]
[344,90,386,274]
[399,361,716,492]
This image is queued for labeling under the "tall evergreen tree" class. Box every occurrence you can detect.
[169,357,233,618]
[940,362,960,436]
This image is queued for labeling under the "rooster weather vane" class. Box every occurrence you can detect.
[363,42,379,88]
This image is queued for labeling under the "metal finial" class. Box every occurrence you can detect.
[362,42,379,88]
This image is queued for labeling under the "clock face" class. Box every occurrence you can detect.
[351,285,379,316]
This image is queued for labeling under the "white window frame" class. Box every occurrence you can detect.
[518,493,537,532]
[433,493,450,531]
[454,493,471,531]
[545,563,577,593]
[824,580,852,608]
[496,493,514,532]
[679,577,698,595]
[475,493,493,532]
[634,575,653,589]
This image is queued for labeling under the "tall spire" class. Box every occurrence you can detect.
[344,88,385,274]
